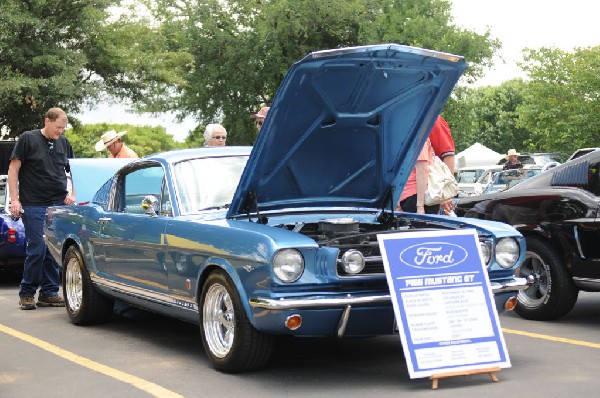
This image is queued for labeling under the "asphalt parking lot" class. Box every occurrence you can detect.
[1,270,600,398]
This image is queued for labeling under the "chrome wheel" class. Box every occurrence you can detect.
[514,237,578,320]
[65,256,83,312]
[202,283,235,358]
[200,270,274,372]
[517,250,549,308]
[61,246,113,324]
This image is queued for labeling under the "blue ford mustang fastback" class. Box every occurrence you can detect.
[45,44,528,373]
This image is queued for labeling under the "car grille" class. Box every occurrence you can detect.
[320,232,386,277]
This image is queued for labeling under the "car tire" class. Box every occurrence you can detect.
[200,269,274,373]
[515,237,579,320]
[62,245,114,325]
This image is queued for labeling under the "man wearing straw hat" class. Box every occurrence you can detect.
[502,149,523,170]
[95,130,138,158]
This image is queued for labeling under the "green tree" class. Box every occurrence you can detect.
[0,0,190,138]
[145,0,500,145]
[516,46,600,153]
[66,124,183,158]
[443,79,530,153]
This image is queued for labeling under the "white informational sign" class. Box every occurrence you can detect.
[377,229,511,379]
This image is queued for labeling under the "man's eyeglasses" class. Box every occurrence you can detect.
[212,135,227,140]
[256,120,264,128]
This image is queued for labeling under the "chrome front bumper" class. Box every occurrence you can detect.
[249,277,529,310]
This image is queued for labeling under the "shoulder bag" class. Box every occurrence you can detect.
[425,155,459,206]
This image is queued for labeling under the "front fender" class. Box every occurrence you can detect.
[197,255,271,331]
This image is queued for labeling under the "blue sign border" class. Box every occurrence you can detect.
[377,229,511,378]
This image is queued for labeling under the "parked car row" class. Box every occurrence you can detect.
[3,43,596,376]
[456,165,544,197]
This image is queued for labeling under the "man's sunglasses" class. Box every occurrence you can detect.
[212,135,227,140]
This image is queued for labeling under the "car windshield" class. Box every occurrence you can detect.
[488,168,542,191]
[456,169,485,183]
[174,156,248,214]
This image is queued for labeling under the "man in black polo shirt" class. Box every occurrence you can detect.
[8,107,76,310]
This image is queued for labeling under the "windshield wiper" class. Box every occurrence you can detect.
[199,204,230,211]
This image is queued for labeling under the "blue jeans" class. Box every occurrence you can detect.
[19,205,62,297]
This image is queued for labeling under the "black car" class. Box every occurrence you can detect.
[456,150,600,320]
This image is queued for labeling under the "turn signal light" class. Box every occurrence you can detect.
[505,296,518,312]
[285,314,302,330]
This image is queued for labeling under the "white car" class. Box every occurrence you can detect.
[455,165,501,196]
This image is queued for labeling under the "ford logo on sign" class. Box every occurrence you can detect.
[399,242,468,270]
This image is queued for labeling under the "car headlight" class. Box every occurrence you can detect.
[495,237,520,268]
[273,249,304,283]
[341,249,365,274]
[478,241,492,266]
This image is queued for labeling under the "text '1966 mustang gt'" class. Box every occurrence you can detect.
[45,44,528,373]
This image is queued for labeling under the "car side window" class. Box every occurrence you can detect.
[120,166,166,215]
[586,163,600,196]
[159,178,173,217]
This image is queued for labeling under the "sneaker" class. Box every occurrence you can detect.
[37,295,65,307]
[19,296,36,310]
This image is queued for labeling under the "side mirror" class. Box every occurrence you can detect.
[142,195,158,217]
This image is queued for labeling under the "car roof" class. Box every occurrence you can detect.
[148,146,253,165]
[457,165,502,171]
[567,148,599,162]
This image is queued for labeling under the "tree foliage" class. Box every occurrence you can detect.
[0,0,191,138]
[66,123,184,158]
[443,79,531,153]
[143,0,500,145]
[446,46,600,155]
[516,46,600,153]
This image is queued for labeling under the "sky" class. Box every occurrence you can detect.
[76,0,600,142]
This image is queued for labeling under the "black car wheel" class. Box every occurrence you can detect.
[515,237,579,320]
[200,269,274,373]
[62,245,114,325]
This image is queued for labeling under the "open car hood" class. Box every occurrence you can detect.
[228,44,465,218]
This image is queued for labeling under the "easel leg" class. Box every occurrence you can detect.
[489,372,499,382]
[429,367,501,389]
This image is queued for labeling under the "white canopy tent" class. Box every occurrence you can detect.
[455,142,504,169]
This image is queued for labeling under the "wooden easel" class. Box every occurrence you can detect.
[429,367,500,390]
